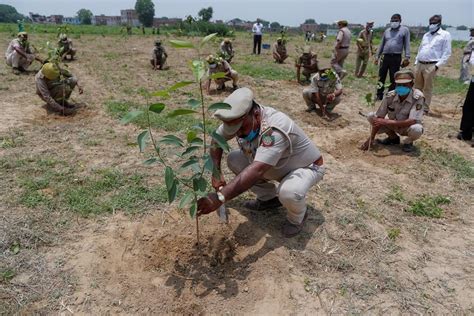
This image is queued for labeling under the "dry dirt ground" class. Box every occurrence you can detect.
[1,32,473,314]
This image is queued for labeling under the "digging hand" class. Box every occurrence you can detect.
[197,193,222,217]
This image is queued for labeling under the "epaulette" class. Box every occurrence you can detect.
[413,89,424,100]
[386,90,396,98]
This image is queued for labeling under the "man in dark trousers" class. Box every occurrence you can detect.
[252,19,264,55]
[375,14,411,100]
[458,77,474,145]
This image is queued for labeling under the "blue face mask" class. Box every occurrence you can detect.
[242,117,260,142]
[395,86,411,96]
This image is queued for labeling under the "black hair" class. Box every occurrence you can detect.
[431,14,442,22]
[391,13,401,20]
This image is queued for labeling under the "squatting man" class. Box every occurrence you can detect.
[197,88,325,238]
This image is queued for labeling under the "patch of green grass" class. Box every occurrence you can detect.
[387,228,401,240]
[434,76,466,95]
[0,269,16,283]
[420,146,474,180]
[406,195,451,218]
[385,185,405,204]
[105,100,218,132]
[233,56,294,81]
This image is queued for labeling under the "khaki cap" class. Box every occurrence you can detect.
[214,87,254,135]
[18,31,28,38]
[394,69,415,83]
[303,46,312,54]
[336,20,348,26]
[366,21,374,25]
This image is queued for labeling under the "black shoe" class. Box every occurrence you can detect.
[243,197,282,211]
[457,132,472,141]
[305,107,316,113]
[376,95,383,101]
[282,211,308,238]
[402,143,414,152]
[376,136,400,145]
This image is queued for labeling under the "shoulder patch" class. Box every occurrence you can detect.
[386,90,396,97]
[261,134,275,147]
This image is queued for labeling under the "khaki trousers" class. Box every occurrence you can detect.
[331,48,349,78]
[302,88,341,112]
[367,112,423,144]
[414,63,437,109]
[215,70,238,87]
[227,150,325,225]
[6,51,32,69]
[355,52,369,77]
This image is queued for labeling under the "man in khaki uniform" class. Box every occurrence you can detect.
[35,62,84,115]
[272,38,288,63]
[58,33,76,61]
[460,27,474,84]
[331,20,351,79]
[5,32,41,74]
[205,55,238,94]
[361,70,424,152]
[219,38,234,63]
[355,22,375,78]
[150,40,168,70]
[303,68,343,117]
[296,46,318,83]
[197,88,325,237]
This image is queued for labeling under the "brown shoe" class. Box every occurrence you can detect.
[282,211,308,238]
[243,197,282,211]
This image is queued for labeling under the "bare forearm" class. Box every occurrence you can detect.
[386,119,416,128]
[221,163,269,202]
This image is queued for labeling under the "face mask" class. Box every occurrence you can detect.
[395,86,411,96]
[390,21,400,29]
[429,23,440,33]
[242,117,260,142]
[209,63,217,69]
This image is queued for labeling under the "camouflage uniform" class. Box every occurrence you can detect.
[303,72,343,112]
[35,67,78,114]
[272,41,288,63]
[297,52,318,81]
[150,45,168,69]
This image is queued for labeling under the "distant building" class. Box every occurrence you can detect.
[29,13,63,24]
[29,12,47,23]
[121,9,140,26]
[300,23,319,33]
[92,15,122,26]
[63,17,80,25]
[226,18,252,30]
[48,15,63,24]
[153,17,182,27]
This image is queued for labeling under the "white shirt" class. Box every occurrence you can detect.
[415,28,452,68]
[252,23,263,35]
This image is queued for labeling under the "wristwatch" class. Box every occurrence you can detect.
[217,191,226,203]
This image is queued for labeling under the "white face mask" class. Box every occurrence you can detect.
[390,21,400,29]
[209,63,217,69]
[429,24,440,33]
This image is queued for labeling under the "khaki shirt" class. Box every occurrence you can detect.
[273,42,287,56]
[376,89,424,123]
[5,38,31,57]
[208,60,232,76]
[35,68,74,108]
[463,37,474,55]
[297,53,318,71]
[58,39,73,51]
[151,46,167,59]
[217,105,321,181]
[357,29,373,54]
[336,27,351,48]
[220,42,234,56]
[308,72,343,95]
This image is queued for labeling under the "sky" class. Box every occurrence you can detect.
[4,0,473,27]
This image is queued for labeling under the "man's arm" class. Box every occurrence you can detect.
[210,139,224,189]
[404,27,411,60]
[374,117,417,129]
[376,30,386,61]
[436,33,452,68]
[221,161,271,202]
[36,79,65,111]
[13,45,28,59]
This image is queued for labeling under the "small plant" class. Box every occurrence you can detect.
[387,227,401,240]
[384,185,405,204]
[406,195,451,218]
[123,33,231,245]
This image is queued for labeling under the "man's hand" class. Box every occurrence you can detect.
[360,138,373,151]
[211,175,226,191]
[78,86,84,94]
[327,93,336,102]
[372,117,387,128]
[197,193,222,216]
[374,58,379,65]
[401,58,410,68]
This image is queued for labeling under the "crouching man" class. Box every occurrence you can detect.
[361,70,424,152]
[197,88,325,237]
[35,62,84,115]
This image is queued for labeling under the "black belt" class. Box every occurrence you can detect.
[419,60,437,64]
[339,46,349,49]
[383,53,402,56]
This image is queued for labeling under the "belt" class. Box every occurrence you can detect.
[383,53,402,56]
[418,60,437,64]
[339,46,349,49]
[314,156,323,166]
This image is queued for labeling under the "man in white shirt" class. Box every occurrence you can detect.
[414,14,452,113]
[252,19,264,55]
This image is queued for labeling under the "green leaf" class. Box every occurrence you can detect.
[190,137,203,145]
[187,131,197,143]
[191,60,206,81]
[169,39,195,48]
[193,176,207,192]
[192,123,204,131]
[203,155,214,173]
[143,157,158,165]
[211,131,230,152]
[167,109,198,118]
[180,158,199,170]
[179,191,194,209]
[188,98,201,109]
[149,103,166,114]
[189,202,197,218]
[181,146,201,156]
[168,81,194,91]
[208,102,232,111]
[121,110,143,124]
[167,180,178,204]
[11,243,20,255]
[210,72,227,80]
[151,90,170,98]
[165,166,174,189]
[201,33,217,46]
[137,130,149,152]
[159,135,184,147]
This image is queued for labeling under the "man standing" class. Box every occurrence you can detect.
[272,38,288,64]
[35,62,84,115]
[205,55,238,94]
[296,46,319,83]
[58,33,76,61]
[361,70,424,153]
[219,38,235,63]
[414,15,452,113]
[252,19,264,55]
[197,88,325,237]
[331,20,351,79]
[459,27,474,84]
[5,32,41,74]
[150,40,168,70]
[303,68,343,117]
[355,22,375,78]
[375,14,411,100]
